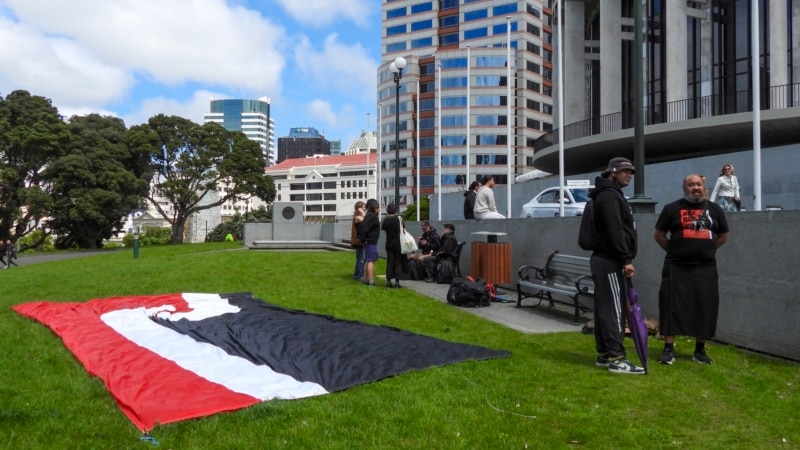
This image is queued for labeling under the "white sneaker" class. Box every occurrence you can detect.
[608,357,646,375]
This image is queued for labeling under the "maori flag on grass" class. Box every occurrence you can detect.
[13,292,510,431]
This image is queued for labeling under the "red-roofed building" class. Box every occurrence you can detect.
[265,153,378,223]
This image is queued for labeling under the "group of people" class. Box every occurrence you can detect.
[588,157,729,374]
[0,240,19,269]
[350,200,459,288]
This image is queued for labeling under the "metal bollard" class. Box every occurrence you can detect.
[133,227,140,259]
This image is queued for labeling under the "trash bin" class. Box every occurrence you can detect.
[470,232,511,285]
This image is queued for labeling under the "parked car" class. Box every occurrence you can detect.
[520,182,593,218]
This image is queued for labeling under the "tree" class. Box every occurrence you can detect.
[43,114,152,249]
[0,90,71,245]
[129,115,275,244]
[402,196,430,222]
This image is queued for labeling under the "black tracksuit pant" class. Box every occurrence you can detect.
[590,254,627,358]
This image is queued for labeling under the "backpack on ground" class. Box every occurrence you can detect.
[446,276,491,307]
[436,258,455,284]
[577,200,600,251]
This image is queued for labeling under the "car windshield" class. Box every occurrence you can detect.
[571,188,591,202]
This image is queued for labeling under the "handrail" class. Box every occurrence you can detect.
[534,83,800,152]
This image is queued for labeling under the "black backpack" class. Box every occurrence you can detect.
[446,277,491,307]
[577,200,600,251]
[436,258,455,284]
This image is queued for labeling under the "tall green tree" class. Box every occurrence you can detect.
[0,90,71,243]
[129,114,275,243]
[43,114,152,249]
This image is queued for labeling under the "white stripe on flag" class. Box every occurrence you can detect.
[101,293,328,400]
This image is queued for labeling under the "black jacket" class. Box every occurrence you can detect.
[438,233,459,256]
[589,176,637,265]
[380,215,402,253]
[358,212,381,245]
[463,190,476,219]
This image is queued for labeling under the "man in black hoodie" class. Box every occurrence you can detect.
[589,157,644,375]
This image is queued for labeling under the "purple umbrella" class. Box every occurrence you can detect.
[625,278,648,374]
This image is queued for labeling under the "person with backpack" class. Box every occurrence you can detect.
[585,157,644,375]
[424,223,458,283]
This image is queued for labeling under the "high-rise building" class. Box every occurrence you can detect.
[204,97,275,165]
[277,127,332,163]
[378,0,551,208]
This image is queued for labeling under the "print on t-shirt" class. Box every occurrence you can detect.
[680,208,713,239]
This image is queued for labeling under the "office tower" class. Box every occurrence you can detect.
[379,0,551,209]
[277,127,332,163]
[204,97,274,165]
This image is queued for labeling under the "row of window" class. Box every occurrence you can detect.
[387,2,517,20]
[378,153,513,170]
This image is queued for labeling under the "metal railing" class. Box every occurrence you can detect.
[534,83,800,151]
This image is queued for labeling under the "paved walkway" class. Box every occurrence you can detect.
[398,278,585,334]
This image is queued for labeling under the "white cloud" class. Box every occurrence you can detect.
[123,90,220,127]
[306,99,338,125]
[0,0,287,109]
[294,34,377,103]
[275,0,374,27]
[0,16,133,109]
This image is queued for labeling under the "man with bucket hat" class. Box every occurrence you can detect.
[588,157,644,374]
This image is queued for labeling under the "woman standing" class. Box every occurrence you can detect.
[380,204,407,288]
[710,164,740,212]
[357,199,381,286]
[350,201,366,280]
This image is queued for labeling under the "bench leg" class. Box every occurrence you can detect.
[571,295,581,324]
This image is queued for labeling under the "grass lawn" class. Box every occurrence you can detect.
[1,242,798,449]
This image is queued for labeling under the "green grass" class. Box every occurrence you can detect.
[1,242,798,449]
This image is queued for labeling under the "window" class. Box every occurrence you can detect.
[476,154,508,164]
[440,15,459,28]
[527,61,540,73]
[492,22,517,34]
[476,95,506,106]
[420,137,435,149]
[440,32,459,46]
[386,42,407,53]
[411,19,432,32]
[440,0,458,10]
[306,193,322,201]
[527,42,540,55]
[411,2,432,13]
[387,7,406,19]
[323,181,336,189]
[493,3,517,15]
[419,81,435,93]
[411,37,433,48]
[476,56,506,67]
[441,136,467,147]
[441,76,468,88]
[442,115,467,127]
[419,117,436,130]
[440,57,468,69]
[442,155,467,165]
[290,194,304,201]
[419,62,435,76]
[442,96,467,107]
[464,9,488,22]
[419,98,435,111]
[527,23,540,36]
[476,115,507,125]
[526,118,540,130]
[420,175,435,187]
[387,24,406,36]
[527,80,540,92]
[475,75,501,86]
[419,156,435,168]
[475,135,508,146]
[464,27,488,40]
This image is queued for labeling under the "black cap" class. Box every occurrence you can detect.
[444,223,455,232]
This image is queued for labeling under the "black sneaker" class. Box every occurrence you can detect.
[658,350,675,365]
[692,351,714,364]
[595,354,610,368]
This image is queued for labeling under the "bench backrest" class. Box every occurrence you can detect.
[545,254,593,293]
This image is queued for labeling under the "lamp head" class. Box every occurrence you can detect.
[394,57,407,70]
[389,62,398,74]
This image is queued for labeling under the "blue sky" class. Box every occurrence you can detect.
[0,0,382,148]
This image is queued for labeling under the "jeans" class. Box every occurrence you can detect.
[353,246,365,279]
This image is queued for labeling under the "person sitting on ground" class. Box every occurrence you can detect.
[423,223,458,282]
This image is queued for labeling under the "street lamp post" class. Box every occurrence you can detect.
[390,56,407,208]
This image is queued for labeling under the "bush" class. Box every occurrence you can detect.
[121,226,172,247]
[18,230,55,253]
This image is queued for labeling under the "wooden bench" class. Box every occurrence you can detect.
[516,251,594,323]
